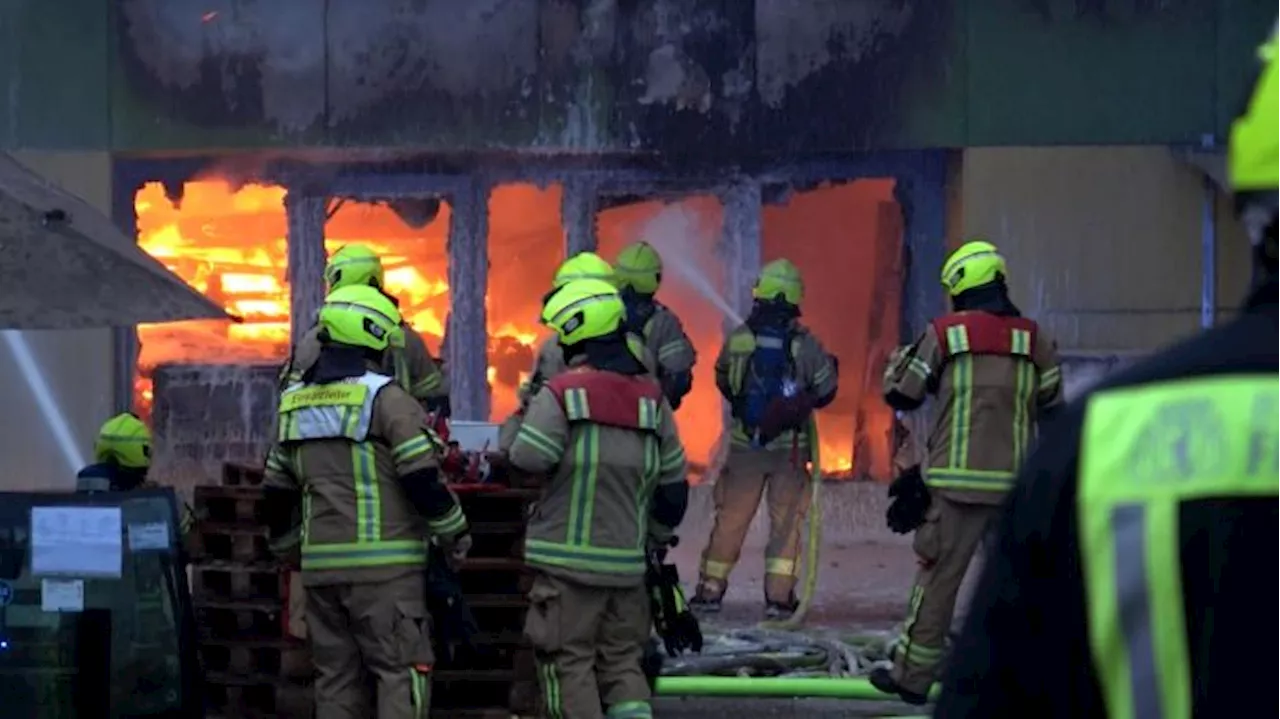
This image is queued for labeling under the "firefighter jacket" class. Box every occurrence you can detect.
[263,371,468,587]
[715,322,838,453]
[883,311,1063,504]
[936,280,1278,719]
[634,303,697,407]
[508,365,689,588]
[280,323,447,405]
[501,334,660,453]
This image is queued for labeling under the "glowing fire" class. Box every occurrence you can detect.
[133,180,543,424]
[133,179,877,478]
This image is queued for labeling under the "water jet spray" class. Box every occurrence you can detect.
[2,331,87,475]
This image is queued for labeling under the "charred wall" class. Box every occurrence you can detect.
[1,0,1273,153]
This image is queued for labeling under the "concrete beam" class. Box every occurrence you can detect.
[285,189,328,344]
[446,176,491,421]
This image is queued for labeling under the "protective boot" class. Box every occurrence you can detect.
[868,667,929,706]
[689,580,724,614]
[763,594,799,621]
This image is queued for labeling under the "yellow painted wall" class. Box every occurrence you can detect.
[0,152,115,490]
[954,146,1251,353]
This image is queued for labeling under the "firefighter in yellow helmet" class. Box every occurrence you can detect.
[936,27,1279,718]
[77,413,195,530]
[77,413,153,492]
[280,244,449,415]
[692,258,839,619]
[263,284,470,719]
[613,241,697,409]
[498,252,657,451]
[509,278,689,719]
[867,238,1063,704]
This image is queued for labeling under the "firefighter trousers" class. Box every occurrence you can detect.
[305,572,436,719]
[523,571,653,719]
[892,495,999,695]
[699,448,811,603]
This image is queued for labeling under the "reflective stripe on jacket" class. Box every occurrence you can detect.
[1078,375,1277,719]
[278,372,442,578]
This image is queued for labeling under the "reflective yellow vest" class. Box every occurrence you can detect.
[1078,375,1278,719]
[278,372,432,571]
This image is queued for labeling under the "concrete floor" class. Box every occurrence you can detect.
[637,480,977,717]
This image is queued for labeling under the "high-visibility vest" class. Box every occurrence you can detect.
[1078,375,1278,719]
[278,372,431,571]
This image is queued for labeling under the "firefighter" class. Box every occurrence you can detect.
[934,29,1279,719]
[612,241,697,409]
[508,278,689,719]
[262,284,471,719]
[499,251,656,451]
[77,413,195,532]
[866,238,1064,704]
[280,243,449,414]
[691,258,839,619]
[77,412,154,493]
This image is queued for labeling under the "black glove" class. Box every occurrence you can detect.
[885,465,931,535]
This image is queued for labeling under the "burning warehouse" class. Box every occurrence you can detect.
[127,169,904,488]
[0,1,1268,717]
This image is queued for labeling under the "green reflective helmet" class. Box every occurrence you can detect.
[94,412,151,469]
[553,252,616,289]
[318,285,403,352]
[325,244,386,291]
[541,279,625,346]
[614,241,663,294]
[753,258,804,306]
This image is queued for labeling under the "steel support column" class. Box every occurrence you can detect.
[284,189,328,345]
[718,178,763,329]
[447,176,492,421]
[561,177,600,256]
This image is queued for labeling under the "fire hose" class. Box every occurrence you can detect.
[758,415,822,631]
[652,675,940,702]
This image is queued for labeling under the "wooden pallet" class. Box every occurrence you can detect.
[223,462,267,487]
[196,598,286,641]
[201,638,312,679]
[192,561,288,602]
[204,672,312,718]
[188,521,274,563]
[194,485,272,525]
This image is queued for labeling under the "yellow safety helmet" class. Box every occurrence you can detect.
[1228,29,1279,193]
[325,244,385,291]
[540,278,625,346]
[94,413,151,469]
[752,258,804,306]
[552,251,616,289]
[318,284,403,352]
[940,240,1008,297]
[614,241,664,294]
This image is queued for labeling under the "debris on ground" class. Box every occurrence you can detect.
[661,625,899,678]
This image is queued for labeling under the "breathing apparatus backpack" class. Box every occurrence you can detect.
[737,323,798,447]
[621,290,658,340]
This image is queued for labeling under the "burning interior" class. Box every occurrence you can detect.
[133,175,902,480]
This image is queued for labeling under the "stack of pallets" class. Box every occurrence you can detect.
[190,464,313,718]
[190,463,542,718]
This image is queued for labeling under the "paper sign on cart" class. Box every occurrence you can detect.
[128,522,170,551]
[31,506,123,578]
[40,579,84,612]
